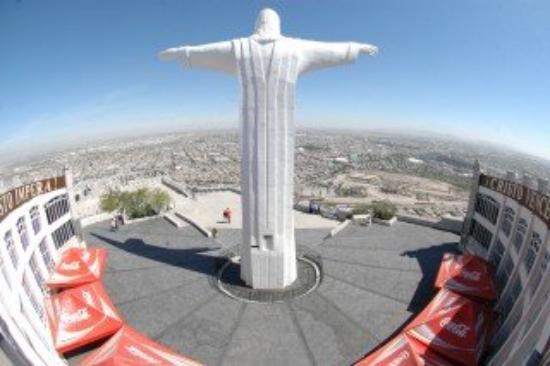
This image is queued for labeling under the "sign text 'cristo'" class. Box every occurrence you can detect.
[0,176,66,222]
[479,173,550,227]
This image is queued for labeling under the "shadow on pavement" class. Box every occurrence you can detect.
[401,242,460,313]
[91,233,225,278]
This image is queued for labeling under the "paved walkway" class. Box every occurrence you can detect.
[164,190,338,230]
[69,219,459,366]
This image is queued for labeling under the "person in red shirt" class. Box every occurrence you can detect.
[223,208,232,224]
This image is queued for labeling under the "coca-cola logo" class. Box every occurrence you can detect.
[126,345,158,362]
[60,261,80,270]
[60,308,90,325]
[440,317,470,338]
[389,350,410,366]
[461,270,481,281]
[82,251,91,261]
[81,290,95,307]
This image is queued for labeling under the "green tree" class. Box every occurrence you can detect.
[352,203,371,215]
[99,188,172,219]
[100,190,121,212]
[133,188,150,218]
[149,188,171,214]
[118,191,132,213]
[371,200,397,220]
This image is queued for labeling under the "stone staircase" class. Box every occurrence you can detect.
[163,211,188,228]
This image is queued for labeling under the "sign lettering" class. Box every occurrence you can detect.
[0,176,66,222]
[479,174,550,227]
[440,317,470,338]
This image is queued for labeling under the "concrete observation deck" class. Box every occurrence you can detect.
[68,218,459,366]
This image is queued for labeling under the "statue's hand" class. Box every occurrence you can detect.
[158,47,184,61]
[359,44,378,56]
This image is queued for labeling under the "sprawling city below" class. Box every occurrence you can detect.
[2,129,550,220]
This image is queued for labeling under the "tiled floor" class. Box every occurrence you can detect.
[68,218,459,366]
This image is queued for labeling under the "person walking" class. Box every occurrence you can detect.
[120,208,126,226]
[226,207,232,224]
[110,216,118,232]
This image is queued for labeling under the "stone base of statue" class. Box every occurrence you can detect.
[240,247,297,289]
[217,255,320,303]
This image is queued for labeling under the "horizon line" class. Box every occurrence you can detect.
[1,125,549,168]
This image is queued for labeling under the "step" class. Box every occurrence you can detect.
[174,211,212,237]
[163,212,188,228]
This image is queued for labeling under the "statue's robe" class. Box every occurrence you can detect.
[180,37,360,288]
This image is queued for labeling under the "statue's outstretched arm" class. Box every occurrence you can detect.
[297,40,378,75]
[158,41,237,75]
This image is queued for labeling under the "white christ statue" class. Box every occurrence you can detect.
[160,8,378,289]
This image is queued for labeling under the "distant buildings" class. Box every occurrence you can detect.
[0,148,548,364]
[1,130,549,222]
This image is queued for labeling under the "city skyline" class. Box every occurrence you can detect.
[1,0,549,160]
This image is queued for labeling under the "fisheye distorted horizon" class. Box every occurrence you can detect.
[1,0,549,160]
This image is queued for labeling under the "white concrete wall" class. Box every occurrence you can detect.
[397,214,463,234]
[0,185,76,366]
[463,168,549,365]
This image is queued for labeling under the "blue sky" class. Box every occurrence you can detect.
[1,0,549,160]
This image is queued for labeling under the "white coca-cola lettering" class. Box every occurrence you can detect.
[126,345,158,362]
[60,308,90,325]
[81,290,94,307]
[82,251,91,261]
[461,270,481,281]
[440,317,470,338]
[60,261,80,270]
[389,350,410,366]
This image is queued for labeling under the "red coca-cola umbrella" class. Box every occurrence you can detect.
[404,289,493,366]
[80,325,204,366]
[434,253,497,301]
[46,247,107,289]
[355,333,454,366]
[45,281,123,354]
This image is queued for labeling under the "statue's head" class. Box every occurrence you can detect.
[253,8,281,41]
